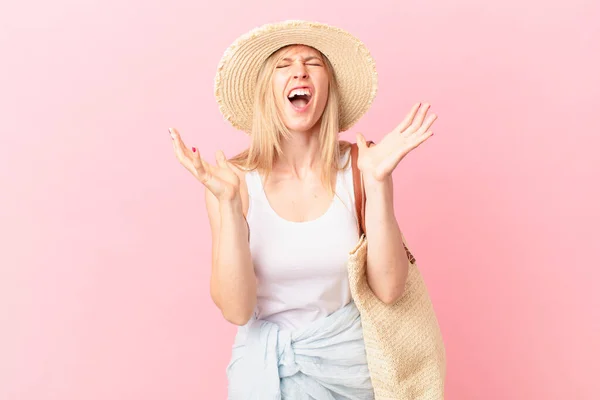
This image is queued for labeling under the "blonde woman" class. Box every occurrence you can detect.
[170,21,437,399]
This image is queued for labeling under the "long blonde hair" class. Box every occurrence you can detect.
[229,45,351,194]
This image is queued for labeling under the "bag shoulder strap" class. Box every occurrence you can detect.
[350,141,374,236]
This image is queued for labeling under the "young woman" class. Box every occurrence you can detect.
[170,20,437,399]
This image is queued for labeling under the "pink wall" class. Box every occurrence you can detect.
[1,0,598,399]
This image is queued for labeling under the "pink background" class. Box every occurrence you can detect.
[1,0,599,399]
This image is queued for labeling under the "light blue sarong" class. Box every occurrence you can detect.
[226,301,375,399]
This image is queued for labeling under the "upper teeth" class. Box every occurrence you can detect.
[288,88,311,98]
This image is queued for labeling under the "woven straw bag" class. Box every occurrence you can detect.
[348,143,447,399]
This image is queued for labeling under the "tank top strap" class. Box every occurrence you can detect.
[246,170,262,198]
[336,148,357,218]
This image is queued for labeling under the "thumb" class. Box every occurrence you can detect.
[216,150,230,169]
[356,133,368,151]
[191,146,202,169]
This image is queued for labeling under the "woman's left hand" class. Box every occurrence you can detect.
[356,102,437,182]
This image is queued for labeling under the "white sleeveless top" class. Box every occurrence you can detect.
[245,149,360,331]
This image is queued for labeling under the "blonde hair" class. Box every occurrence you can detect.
[229,45,351,194]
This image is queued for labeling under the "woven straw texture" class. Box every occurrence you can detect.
[214,20,378,134]
[348,144,446,399]
[347,236,447,399]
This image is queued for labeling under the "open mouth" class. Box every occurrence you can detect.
[287,88,313,110]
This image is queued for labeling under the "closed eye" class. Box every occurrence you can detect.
[276,63,322,68]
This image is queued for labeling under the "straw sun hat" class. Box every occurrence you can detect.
[214,20,378,134]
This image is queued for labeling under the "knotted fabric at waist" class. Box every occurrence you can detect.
[226,301,374,399]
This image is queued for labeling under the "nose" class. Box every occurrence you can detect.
[294,71,308,79]
[290,63,308,79]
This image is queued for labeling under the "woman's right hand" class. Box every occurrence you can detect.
[170,127,240,202]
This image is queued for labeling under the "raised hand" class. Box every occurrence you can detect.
[356,102,437,181]
[170,127,240,201]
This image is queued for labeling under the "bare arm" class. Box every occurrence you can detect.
[356,102,437,304]
[363,175,409,304]
[206,190,256,325]
[170,127,256,325]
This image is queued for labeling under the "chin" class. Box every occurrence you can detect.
[284,119,320,133]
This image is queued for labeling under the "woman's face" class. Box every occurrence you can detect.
[271,45,330,133]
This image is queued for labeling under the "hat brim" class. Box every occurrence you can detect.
[214,20,378,134]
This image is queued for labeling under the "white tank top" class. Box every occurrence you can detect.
[245,148,360,331]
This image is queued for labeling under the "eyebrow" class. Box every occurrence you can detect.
[280,56,322,62]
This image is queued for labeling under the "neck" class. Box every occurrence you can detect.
[275,124,322,178]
